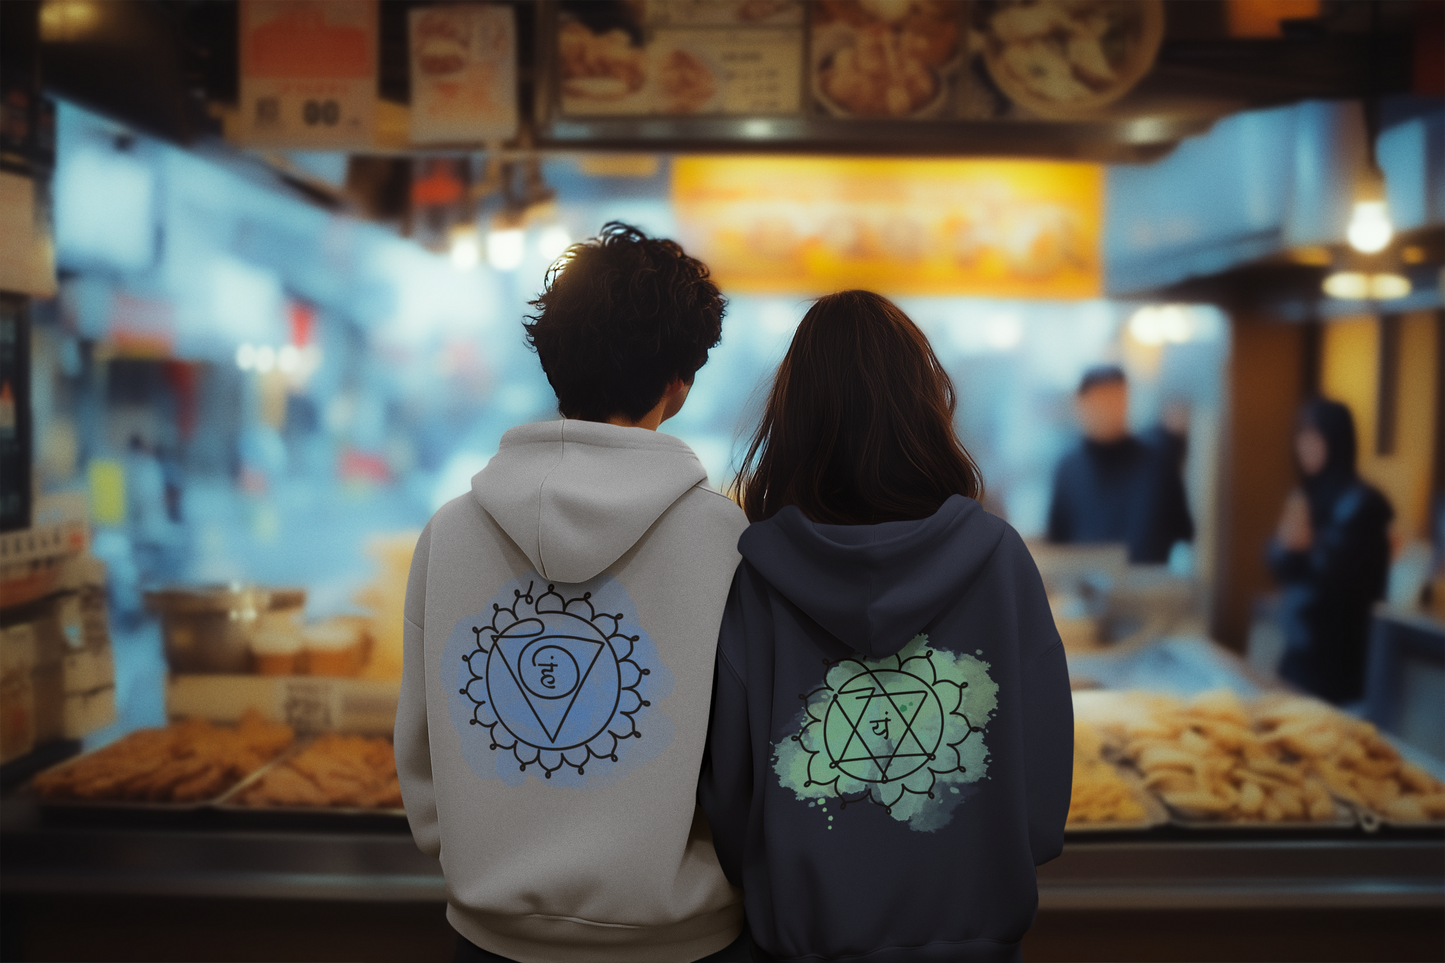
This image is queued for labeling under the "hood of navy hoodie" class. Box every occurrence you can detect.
[737,495,1006,658]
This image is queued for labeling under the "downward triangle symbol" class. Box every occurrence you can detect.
[496,634,605,744]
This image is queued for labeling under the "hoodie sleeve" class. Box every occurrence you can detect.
[1011,538,1073,866]
[697,567,759,889]
[395,522,441,859]
[1023,640,1071,864]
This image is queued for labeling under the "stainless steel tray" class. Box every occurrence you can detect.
[213,736,406,818]
[1159,791,1359,831]
[23,736,291,812]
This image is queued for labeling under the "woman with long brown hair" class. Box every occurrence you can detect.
[699,291,1072,963]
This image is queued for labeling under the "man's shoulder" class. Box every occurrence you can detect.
[643,483,748,557]
[422,489,511,551]
[428,488,486,526]
[670,482,749,535]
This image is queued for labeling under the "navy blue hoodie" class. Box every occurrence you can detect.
[698,495,1072,963]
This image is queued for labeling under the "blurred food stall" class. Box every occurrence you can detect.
[2,1,1443,961]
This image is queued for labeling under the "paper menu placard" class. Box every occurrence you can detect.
[238,0,378,149]
[651,28,802,115]
[557,0,805,118]
[409,4,519,144]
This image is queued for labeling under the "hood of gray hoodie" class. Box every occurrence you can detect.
[473,419,710,584]
[737,494,1007,660]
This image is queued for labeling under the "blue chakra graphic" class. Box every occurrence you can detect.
[448,573,672,786]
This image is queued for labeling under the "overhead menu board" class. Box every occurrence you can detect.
[409,4,519,144]
[239,0,378,149]
[556,0,805,117]
[543,0,1173,140]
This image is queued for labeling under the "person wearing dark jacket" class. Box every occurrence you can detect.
[699,291,1073,963]
[1046,366,1194,564]
[1268,398,1393,705]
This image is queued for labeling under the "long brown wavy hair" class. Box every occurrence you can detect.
[732,290,983,525]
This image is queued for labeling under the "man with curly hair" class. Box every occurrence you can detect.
[397,223,748,963]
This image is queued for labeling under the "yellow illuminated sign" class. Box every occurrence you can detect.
[672,156,1102,298]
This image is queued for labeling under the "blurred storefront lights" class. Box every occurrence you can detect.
[1370,273,1410,298]
[236,342,322,380]
[1128,304,1194,345]
[1345,155,1395,255]
[1322,270,1411,300]
[486,225,525,271]
[985,314,1024,351]
[449,226,481,270]
[537,224,572,263]
[39,0,101,41]
[1346,199,1394,254]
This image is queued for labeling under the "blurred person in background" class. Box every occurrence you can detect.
[1046,365,1194,564]
[1143,397,1191,475]
[1269,398,1393,706]
[125,434,187,585]
[701,291,1072,962]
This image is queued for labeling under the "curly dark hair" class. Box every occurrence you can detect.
[523,222,726,423]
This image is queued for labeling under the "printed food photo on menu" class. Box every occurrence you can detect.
[971,0,1166,118]
[810,0,965,119]
[557,2,650,114]
[557,0,804,118]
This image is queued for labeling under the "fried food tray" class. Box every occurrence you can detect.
[1066,764,1170,833]
[211,736,407,824]
[1108,754,1362,831]
[21,744,284,817]
[1346,741,1445,831]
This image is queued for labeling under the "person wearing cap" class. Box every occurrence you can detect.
[1046,365,1194,565]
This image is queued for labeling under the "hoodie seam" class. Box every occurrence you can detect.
[1023,637,1063,673]
[694,482,739,504]
[532,421,569,578]
[716,642,746,689]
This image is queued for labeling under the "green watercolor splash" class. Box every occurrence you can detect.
[773,634,997,833]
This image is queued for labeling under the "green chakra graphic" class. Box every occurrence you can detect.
[774,634,998,832]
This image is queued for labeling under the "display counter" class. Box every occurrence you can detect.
[2,806,1442,910]
[4,634,1443,961]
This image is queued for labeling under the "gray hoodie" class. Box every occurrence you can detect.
[397,419,748,963]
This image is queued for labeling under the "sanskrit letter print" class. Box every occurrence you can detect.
[445,573,674,789]
[774,634,998,832]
